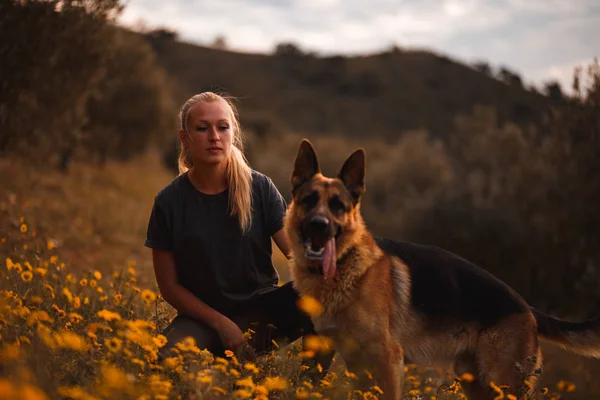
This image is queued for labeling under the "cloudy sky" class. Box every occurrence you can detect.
[118,0,599,92]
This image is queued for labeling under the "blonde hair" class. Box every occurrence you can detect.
[177,92,253,232]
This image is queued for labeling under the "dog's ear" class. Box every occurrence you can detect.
[291,139,320,194]
[338,148,365,203]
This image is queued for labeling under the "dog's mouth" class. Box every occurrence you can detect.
[304,233,329,260]
[302,227,341,280]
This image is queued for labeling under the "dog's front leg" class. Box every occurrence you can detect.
[375,343,404,400]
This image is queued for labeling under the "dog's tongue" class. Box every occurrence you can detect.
[322,237,336,280]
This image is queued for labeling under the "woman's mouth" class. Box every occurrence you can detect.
[207,147,222,154]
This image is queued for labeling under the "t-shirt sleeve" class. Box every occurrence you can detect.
[144,198,173,251]
[265,176,288,236]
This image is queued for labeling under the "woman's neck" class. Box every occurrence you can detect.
[188,163,228,194]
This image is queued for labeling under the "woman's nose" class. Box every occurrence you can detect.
[208,126,219,140]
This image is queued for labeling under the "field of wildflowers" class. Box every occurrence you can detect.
[0,152,585,399]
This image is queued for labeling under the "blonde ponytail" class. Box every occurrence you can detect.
[227,145,253,232]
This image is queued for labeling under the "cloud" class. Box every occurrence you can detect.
[117,0,600,89]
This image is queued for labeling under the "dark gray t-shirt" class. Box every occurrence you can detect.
[145,170,287,315]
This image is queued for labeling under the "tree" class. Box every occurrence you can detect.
[83,29,176,165]
[211,35,227,50]
[0,0,123,168]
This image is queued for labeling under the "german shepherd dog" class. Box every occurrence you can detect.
[283,139,600,400]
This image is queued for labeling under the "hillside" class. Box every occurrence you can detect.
[145,34,552,139]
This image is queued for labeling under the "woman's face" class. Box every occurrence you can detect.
[181,100,233,166]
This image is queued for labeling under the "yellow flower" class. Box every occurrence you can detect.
[149,374,172,396]
[303,334,333,354]
[114,294,122,305]
[80,279,88,287]
[97,309,121,322]
[460,372,475,383]
[54,331,86,351]
[89,279,97,288]
[69,313,84,324]
[153,335,168,348]
[557,380,576,392]
[42,284,55,299]
[212,386,227,396]
[93,271,102,280]
[244,363,260,374]
[47,240,56,250]
[100,364,131,392]
[163,357,180,369]
[299,350,315,359]
[197,372,212,384]
[20,384,49,400]
[224,349,235,358]
[141,289,157,304]
[49,255,58,265]
[29,295,43,306]
[21,271,33,282]
[236,376,255,389]
[0,379,18,399]
[20,223,28,233]
[5,257,15,270]
[296,295,323,317]
[105,337,123,353]
[295,387,309,399]
[263,376,288,391]
[255,385,268,396]
[24,261,33,271]
[34,267,47,276]
[62,287,73,304]
[73,296,81,309]
[371,385,384,395]
[27,310,54,326]
[52,305,66,318]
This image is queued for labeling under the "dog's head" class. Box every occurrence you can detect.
[285,139,366,279]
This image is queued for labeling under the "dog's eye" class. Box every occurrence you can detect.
[329,196,346,214]
[301,191,319,209]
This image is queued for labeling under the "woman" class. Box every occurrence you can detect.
[145,92,330,369]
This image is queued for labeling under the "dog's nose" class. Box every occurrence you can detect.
[308,215,330,232]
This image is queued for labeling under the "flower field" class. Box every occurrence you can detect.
[0,152,584,399]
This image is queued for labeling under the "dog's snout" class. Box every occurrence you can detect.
[308,215,330,231]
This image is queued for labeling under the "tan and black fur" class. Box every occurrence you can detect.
[284,139,600,400]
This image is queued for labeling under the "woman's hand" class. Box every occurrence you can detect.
[214,316,256,361]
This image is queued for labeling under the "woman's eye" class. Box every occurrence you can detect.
[218,125,229,131]
[196,126,208,131]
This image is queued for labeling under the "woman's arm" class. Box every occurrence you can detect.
[272,228,292,260]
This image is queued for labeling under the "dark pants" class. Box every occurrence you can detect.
[159,282,334,374]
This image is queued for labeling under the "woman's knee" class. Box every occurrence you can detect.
[159,315,223,359]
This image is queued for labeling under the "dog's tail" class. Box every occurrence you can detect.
[533,308,600,358]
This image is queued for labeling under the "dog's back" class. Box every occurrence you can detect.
[376,237,530,329]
